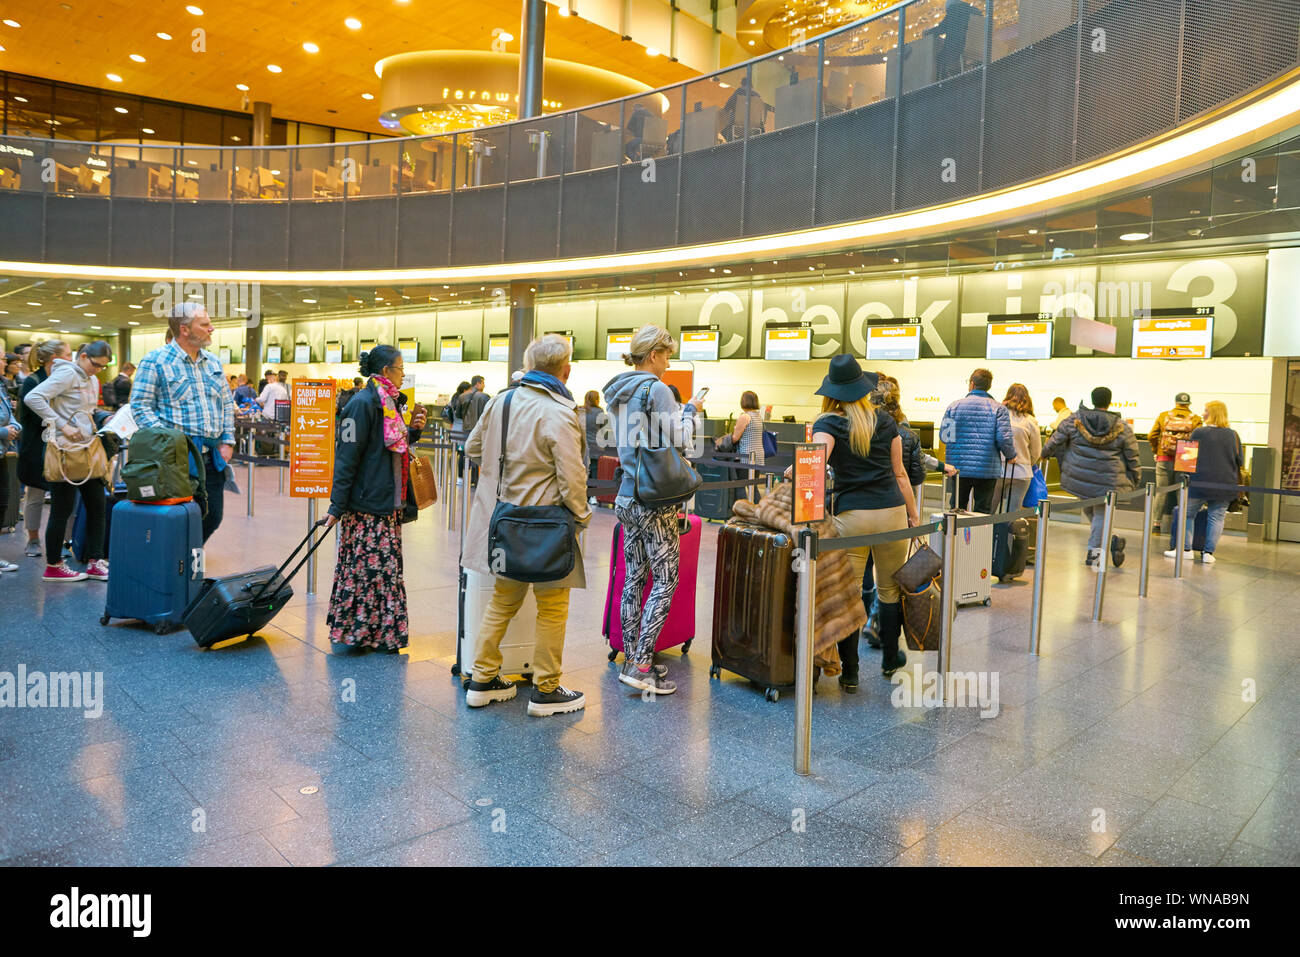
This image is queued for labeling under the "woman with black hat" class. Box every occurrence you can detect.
[812,355,919,692]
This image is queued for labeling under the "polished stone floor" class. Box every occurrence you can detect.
[1,469,1297,866]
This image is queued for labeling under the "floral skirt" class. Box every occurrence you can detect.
[326,510,409,651]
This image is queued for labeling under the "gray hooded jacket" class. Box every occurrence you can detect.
[602,370,698,500]
[23,357,99,439]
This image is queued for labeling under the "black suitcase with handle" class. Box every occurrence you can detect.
[991,464,1030,582]
[183,518,334,648]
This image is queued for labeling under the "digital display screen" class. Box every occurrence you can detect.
[398,340,419,363]
[544,331,574,352]
[764,326,812,361]
[265,345,281,364]
[217,346,232,365]
[986,321,1054,360]
[325,341,343,363]
[488,336,510,362]
[606,332,632,362]
[438,337,462,362]
[1131,315,1213,359]
[294,344,310,364]
[865,323,922,360]
[679,329,720,362]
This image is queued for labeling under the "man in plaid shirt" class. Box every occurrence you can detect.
[130,302,235,541]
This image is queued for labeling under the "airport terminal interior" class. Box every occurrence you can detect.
[2,0,1300,868]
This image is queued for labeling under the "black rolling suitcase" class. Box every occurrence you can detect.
[183,518,334,648]
[694,456,739,521]
[991,464,1030,583]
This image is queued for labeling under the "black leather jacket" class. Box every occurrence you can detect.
[330,381,423,519]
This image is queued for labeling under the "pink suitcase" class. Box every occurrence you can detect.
[603,513,701,660]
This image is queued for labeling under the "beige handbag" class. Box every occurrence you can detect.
[44,429,110,486]
[408,454,437,509]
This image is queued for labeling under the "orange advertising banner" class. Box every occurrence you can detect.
[791,444,826,525]
[290,379,336,498]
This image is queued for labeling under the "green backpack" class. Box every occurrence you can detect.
[122,426,208,515]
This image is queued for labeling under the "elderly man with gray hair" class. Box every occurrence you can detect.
[461,334,592,717]
[129,302,236,542]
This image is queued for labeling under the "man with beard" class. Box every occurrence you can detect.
[130,302,236,541]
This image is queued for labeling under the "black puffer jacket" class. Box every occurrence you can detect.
[899,421,926,486]
[16,370,49,490]
[1042,405,1141,499]
[330,380,424,519]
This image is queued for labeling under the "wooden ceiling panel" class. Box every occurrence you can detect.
[0,1,697,136]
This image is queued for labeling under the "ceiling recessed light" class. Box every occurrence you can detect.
[302,298,316,304]
[106,73,123,83]
[141,127,155,134]
[557,6,570,14]
[128,320,140,326]
[156,31,172,40]
[90,325,102,329]
[2,19,20,28]
[267,64,282,73]
[230,135,240,142]
[49,319,60,323]
[361,92,374,100]
[129,53,146,63]
[68,290,83,296]
[235,83,249,91]
[302,41,319,54]
[20,324,30,328]
[1119,231,1150,241]
[12,96,26,103]
[85,315,97,319]
[114,106,128,114]
[186,5,204,15]
[345,17,362,30]
[645,46,659,57]
[1027,228,1038,234]
[26,302,40,306]
[128,304,143,309]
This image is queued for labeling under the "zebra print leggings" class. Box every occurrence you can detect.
[614,498,681,667]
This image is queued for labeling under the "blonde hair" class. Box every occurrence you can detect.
[623,325,676,366]
[33,339,69,369]
[821,395,877,458]
[1203,400,1229,428]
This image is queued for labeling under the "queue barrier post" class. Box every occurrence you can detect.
[1139,482,1155,598]
[1029,498,1050,655]
[460,463,472,556]
[1174,478,1189,578]
[937,511,958,705]
[246,459,255,517]
[793,527,817,777]
[1092,489,1116,621]
[306,497,318,596]
[447,444,460,532]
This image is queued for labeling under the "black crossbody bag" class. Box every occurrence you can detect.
[486,389,577,583]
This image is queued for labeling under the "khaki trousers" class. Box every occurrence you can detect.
[473,578,571,694]
[832,505,910,604]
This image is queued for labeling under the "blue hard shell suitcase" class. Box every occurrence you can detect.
[101,500,205,634]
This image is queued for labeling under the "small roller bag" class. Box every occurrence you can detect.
[991,464,1030,583]
[596,455,620,506]
[710,520,796,701]
[183,518,335,648]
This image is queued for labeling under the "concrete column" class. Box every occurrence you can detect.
[517,0,547,120]
[508,281,535,376]
[245,320,263,385]
[116,329,131,367]
[251,101,273,147]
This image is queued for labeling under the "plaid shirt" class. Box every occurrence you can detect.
[130,341,235,446]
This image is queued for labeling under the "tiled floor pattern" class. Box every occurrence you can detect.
[1,469,1298,866]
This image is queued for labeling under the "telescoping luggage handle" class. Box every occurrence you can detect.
[247,517,335,604]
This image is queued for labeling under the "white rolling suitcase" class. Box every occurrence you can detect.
[929,512,992,607]
[455,568,537,680]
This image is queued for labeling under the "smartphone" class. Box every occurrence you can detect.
[697,387,709,400]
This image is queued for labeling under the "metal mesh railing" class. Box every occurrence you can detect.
[1,0,1297,270]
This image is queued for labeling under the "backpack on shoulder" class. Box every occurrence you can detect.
[1157,409,1198,458]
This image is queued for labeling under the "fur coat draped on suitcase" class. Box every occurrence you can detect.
[731,482,868,673]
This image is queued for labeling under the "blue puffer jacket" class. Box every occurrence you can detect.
[939,390,1016,479]
[1042,405,1141,499]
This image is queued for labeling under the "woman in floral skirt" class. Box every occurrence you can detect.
[325,344,426,653]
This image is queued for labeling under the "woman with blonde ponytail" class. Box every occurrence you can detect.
[811,356,918,692]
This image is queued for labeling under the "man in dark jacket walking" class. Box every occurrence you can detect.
[1043,386,1141,570]
[939,368,1016,512]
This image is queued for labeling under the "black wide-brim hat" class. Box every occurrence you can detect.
[815,354,878,403]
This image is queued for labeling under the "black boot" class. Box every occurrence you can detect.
[836,633,859,694]
[860,584,881,649]
[878,602,907,677]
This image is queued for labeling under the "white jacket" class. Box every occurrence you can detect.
[23,358,99,438]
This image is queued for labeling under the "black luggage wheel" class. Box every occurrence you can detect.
[681,639,692,654]
[607,649,618,662]
[451,663,461,676]
[154,622,171,635]
[99,614,110,626]
[765,687,780,703]
[709,664,720,679]
[982,597,991,606]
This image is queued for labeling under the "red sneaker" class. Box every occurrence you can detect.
[43,562,87,583]
[85,559,110,581]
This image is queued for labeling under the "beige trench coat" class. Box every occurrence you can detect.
[463,382,592,588]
